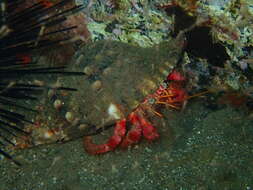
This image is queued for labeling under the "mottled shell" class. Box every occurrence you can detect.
[62,39,184,128]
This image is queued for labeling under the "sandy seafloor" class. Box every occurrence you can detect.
[0,101,252,190]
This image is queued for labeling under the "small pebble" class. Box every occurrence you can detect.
[78,124,88,131]
[83,66,94,76]
[91,80,102,91]
[65,112,74,122]
[53,99,63,110]
[103,67,112,76]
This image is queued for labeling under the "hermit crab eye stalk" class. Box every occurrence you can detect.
[147,97,156,105]
[0,0,85,165]
[160,81,168,89]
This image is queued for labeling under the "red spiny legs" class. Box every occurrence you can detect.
[83,112,159,155]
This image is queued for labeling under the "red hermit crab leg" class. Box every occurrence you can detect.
[83,119,126,155]
[139,116,159,141]
[120,113,142,148]
[120,111,159,148]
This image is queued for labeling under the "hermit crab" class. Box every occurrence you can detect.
[83,69,188,154]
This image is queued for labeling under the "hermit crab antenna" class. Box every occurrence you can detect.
[0,0,84,165]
